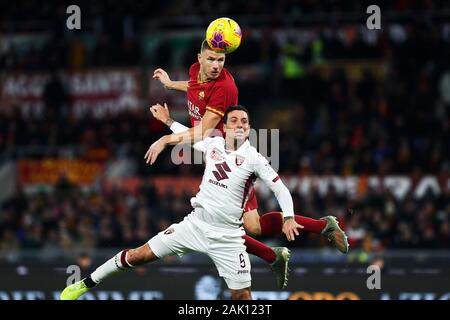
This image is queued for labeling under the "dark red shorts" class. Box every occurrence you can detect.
[244,187,259,212]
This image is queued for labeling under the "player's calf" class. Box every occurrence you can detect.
[60,244,159,300]
[230,287,252,300]
[127,243,159,265]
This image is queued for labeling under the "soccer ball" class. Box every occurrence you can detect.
[205,17,242,54]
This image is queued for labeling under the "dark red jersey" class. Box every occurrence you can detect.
[187,62,238,134]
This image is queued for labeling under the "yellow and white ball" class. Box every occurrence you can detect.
[205,17,242,54]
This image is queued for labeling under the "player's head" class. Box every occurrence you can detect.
[223,105,250,142]
[198,40,226,81]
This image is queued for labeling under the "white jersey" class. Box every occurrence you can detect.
[191,136,285,228]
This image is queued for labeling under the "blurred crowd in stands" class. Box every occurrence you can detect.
[1,1,449,254]
[2,0,449,30]
[0,176,449,255]
[2,1,450,70]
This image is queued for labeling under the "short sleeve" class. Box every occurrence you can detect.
[206,82,237,117]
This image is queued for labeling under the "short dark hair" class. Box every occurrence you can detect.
[223,105,250,124]
[200,39,213,52]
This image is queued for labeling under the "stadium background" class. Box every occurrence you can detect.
[0,0,449,299]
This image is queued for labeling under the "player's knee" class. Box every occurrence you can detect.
[127,244,157,265]
[244,223,262,236]
[243,210,262,236]
[230,288,252,300]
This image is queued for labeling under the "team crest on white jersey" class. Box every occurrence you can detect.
[210,148,224,161]
[235,155,245,166]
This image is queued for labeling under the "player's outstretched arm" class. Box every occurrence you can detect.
[144,110,220,164]
[150,103,172,126]
[153,68,189,92]
[254,155,303,241]
[150,103,190,133]
[164,110,221,146]
[144,135,170,165]
[268,180,303,241]
[174,110,222,142]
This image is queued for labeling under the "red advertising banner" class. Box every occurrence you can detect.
[68,69,140,118]
[0,69,141,118]
[103,176,201,197]
[18,159,105,185]
[16,170,450,200]
[0,72,48,116]
[148,69,189,117]
[104,174,449,200]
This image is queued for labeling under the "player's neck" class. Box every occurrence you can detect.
[225,138,244,152]
[198,72,209,82]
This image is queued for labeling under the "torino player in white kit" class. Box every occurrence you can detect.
[60,106,302,300]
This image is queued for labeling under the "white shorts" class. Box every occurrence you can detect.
[148,210,251,290]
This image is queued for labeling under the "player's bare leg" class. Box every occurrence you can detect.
[60,244,158,300]
[243,209,262,236]
[230,287,252,300]
[127,244,158,264]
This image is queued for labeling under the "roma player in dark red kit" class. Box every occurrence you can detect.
[147,40,349,289]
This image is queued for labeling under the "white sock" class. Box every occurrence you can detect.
[90,250,133,284]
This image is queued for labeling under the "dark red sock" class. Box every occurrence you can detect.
[295,215,326,234]
[259,212,283,236]
[260,212,327,235]
[242,235,276,264]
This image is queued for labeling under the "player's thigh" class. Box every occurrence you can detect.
[148,218,207,258]
[207,244,251,290]
[243,209,261,236]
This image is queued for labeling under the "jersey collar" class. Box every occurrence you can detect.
[225,139,250,154]
[197,73,211,84]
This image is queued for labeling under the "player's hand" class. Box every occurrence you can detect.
[144,136,168,165]
[282,218,304,242]
[153,68,172,89]
[150,103,172,126]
